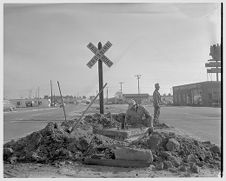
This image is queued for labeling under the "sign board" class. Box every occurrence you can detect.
[207,68,221,73]
[208,59,221,62]
[87,41,113,68]
[205,62,221,67]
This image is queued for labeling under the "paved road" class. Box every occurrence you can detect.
[4,104,221,146]
[145,105,221,145]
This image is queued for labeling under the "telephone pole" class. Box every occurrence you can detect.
[106,86,109,104]
[119,82,124,94]
[135,75,141,94]
[50,80,53,107]
[135,75,141,104]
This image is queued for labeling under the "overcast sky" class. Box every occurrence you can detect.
[3,3,221,99]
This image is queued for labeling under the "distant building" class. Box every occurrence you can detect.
[10,98,50,108]
[122,94,150,104]
[3,100,16,112]
[173,81,221,106]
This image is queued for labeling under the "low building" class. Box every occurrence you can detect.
[10,98,50,108]
[3,100,16,111]
[122,94,150,104]
[173,81,221,107]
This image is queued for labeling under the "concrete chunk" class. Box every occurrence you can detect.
[113,147,153,163]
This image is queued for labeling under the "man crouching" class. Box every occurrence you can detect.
[122,99,154,135]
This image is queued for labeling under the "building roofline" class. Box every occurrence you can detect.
[173,81,221,89]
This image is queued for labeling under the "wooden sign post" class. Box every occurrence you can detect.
[87,41,113,114]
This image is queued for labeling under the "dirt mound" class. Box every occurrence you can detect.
[130,131,221,172]
[3,114,126,164]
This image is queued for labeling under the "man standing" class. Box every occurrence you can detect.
[123,99,153,134]
[153,83,161,125]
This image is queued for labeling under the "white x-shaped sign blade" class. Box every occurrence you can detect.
[87,41,113,68]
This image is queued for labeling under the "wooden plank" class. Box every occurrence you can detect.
[83,158,151,168]
[68,83,107,133]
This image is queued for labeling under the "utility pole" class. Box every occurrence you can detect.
[38,87,40,105]
[135,75,141,94]
[135,75,141,104]
[50,80,53,107]
[119,82,124,94]
[53,93,56,107]
[106,86,109,104]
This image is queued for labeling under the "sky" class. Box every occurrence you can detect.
[3,3,221,99]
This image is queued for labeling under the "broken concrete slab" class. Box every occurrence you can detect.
[94,127,149,141]
[113,147,153,163]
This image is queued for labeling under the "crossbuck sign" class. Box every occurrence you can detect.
[87,41,113,68]
[86,41,113,114]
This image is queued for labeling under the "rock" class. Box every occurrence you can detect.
[168,155,181,167]
[30,152,45,162]
[194,140,199,146]
[168,168,177,173]
[114,147,153,163]
[168,132,175,137]
[160,151,172,158]
[153,154,158,161]
[76,137,90,152]
[147,135,162,150]
[197,153,205,161]
[166,138,180,151]
[155,162,164,170]
[196,161,204,167]
[178,165,187,172]
[9,156,17,164]
[3,147,14,160]
[210,145,220,154]
[202,141,211,145]
[163,161,173,169]
[187,154,197,163]
[190,163,199,173]
[204,151,213,162]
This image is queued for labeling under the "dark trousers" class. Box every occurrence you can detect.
[154,106,160,125]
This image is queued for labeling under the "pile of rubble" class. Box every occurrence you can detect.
[3,114,125,164]
[4,113,221,174]
[130,131,221,173]
[84,113,120,129]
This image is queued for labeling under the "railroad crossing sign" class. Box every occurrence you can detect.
[87,41,113,68]
[86,41,113,114]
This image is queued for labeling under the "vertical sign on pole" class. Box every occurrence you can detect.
[86,41,113,114]
[206,44,221,81]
